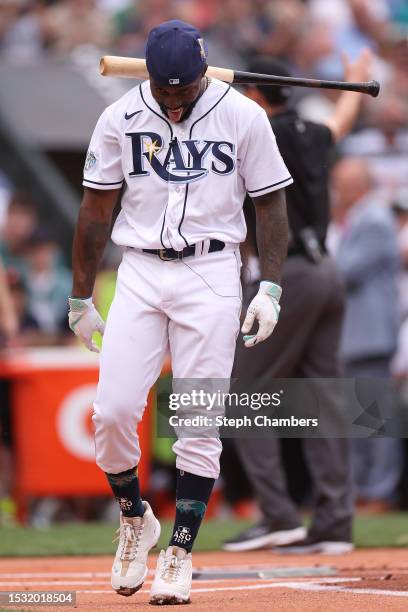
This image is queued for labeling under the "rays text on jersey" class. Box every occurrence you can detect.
[126,132,235,184]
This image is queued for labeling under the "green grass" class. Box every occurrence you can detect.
[0,519,247,557]
[0,515,407,557]
[354,513,408,547]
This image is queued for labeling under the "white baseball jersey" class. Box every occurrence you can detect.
[83,78,293,251]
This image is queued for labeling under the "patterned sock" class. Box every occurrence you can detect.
[169,469,215,552]
[105,466,145,517]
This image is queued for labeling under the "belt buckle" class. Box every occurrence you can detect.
[158,249,175,261]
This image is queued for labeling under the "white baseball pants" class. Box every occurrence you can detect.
[92,246,242,479]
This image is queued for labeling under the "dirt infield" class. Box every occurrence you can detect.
[1,549,408,611]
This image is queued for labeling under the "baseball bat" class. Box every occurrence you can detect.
[100,56,380,97]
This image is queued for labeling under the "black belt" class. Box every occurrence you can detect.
[142,239,225,261]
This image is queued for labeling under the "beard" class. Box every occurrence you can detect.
[160,99,198,123]
[159,78,208,123]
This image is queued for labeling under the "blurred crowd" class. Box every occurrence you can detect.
[0,190,73,348]
[1,0,408,525]
[0,0,407,74]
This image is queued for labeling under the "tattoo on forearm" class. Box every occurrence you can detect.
[72,205,111,297]
[253,190,288,284]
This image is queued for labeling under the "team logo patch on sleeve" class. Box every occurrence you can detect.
[84,150,97,171]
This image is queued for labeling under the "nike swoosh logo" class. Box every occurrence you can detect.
[124,110,142,120]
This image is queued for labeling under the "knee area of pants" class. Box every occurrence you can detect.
[92,404,141,430]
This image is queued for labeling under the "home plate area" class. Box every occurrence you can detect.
[1,549,408,611]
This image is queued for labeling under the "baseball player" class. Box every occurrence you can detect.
[69,20,292,605]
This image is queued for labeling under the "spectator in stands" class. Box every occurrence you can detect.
[329,157,403,512]
[113,0,176,57]
[43,0,114,55]
[340,91,408,190]
[0,0,22,54]
[307,0,404,78]
[0,0,47,61]
[212,0,306,61]
[23,228,71,339]
[7,273,43,346]
[0,192,38,279]
[289,19,336,78]
[390,187,408,377]
[171,0,219,32]
[393,188,408,316]
[0,195,66,346]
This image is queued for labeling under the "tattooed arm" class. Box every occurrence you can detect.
[241,188,288,348]
[252,188,288,283]
[69,188,119,352]
[72,187,120,297]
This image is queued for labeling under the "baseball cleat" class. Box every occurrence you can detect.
[222,520,306,552]
[149,546,192,605]
[111,501,161,596]
[274,536,354,555]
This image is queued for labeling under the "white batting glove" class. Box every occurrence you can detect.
[242,281,282,348]
[68,297,105,353]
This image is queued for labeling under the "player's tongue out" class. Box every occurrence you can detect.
[167,107,183,122]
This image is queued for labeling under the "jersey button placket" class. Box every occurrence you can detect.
[167,183,186,250]
[165,185,177,247]
[167,129,186,250]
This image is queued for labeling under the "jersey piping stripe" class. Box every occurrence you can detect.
[139,84,174,138]
[159,201,170,248]
[189,85,231,133]
[177,149,192,249]
[178,185,191,248]
[177,85,232,248]
[139,83,173,249]
[247,176,292,194]
[83,179,124,186]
